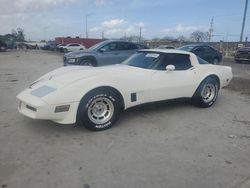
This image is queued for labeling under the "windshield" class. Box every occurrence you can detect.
[197,57,209,64]
[122,52,160,69]
[88,41,107,50]
[179,45,194,51]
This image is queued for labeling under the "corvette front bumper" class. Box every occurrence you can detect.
[17,89,79,124]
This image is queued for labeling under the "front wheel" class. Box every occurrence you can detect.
[0,46,7,52]
[80,59,94,66]
[77,88,122,131]
[191,78,219,108]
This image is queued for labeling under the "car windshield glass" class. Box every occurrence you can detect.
[122,52,160,69]
[179,46,194,51]
[88,41,107,50]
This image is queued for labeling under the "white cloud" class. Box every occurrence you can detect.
[0,0,77,15]
[89,26,102,32]
[95,0,106,6]
[90,19,145,37]
[163,24,208,34]
[102,19,126,29]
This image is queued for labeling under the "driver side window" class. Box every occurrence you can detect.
[193,47,204,56]
[157,54,192,71]
[100,42,118,52]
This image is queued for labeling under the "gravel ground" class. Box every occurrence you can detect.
[0,50,250,188]
[221,58,250,96]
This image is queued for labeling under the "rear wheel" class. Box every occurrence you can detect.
[77,88,122,131]
[191,77,219,108]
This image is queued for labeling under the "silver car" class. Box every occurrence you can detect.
[63,40,147,66]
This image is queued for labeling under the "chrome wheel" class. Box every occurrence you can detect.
[201,84,216,103]
[87,97,114,124]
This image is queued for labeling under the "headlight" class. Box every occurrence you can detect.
[68,58,76,63]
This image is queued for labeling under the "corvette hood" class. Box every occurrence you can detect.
[35,64,135,88]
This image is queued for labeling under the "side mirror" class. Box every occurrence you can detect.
[98,48,106,53]
[166,65,175,71]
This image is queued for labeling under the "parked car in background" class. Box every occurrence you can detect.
[61,43,86,53]
[63,40,147,66]
[56,44,66,52]
[0,41,7,52]
[136,43,149,49]
[42,41,57,51]
[157,45,175,49]
[179,44,222,64]
[17,49,232,131]
[235,47,250,63]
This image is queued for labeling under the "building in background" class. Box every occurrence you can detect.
[55,37,104,48]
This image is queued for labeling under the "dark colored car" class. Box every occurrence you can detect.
[0,41,7,52]
[235,47,250,63]
[42,41,57,51]
[63,40,147,66]
[179,44,222,64]
[157,45,175,49]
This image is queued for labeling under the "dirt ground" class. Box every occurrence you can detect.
[0,50,250,188]
[221,58,250,96]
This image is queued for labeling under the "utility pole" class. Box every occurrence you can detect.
[208,17,214,42]
[139,27,142,43]
[240,0,248,42]
[85,14,88,38]
[102,31,104,39]
[85,13,93,39]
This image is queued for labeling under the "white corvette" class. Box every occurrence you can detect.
[17,49,232,131]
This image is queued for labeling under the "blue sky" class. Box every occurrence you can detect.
[0,0,249,41]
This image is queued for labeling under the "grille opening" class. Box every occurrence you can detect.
[26,105,37,112]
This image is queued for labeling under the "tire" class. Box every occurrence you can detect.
[0,46,6,52]
[191,77,219,108]
[64,48,68,53]
[77,88,123,131]
[80,59,94,66]
[212,58,219,65]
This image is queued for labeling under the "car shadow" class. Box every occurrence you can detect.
[116,98,194,127]
[22,98,194,133]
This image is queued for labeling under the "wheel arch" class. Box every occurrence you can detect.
[193,74,220,97]
[77,85,125,111]
[79,55,98,66]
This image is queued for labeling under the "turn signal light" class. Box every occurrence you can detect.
[55,105,70,113]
